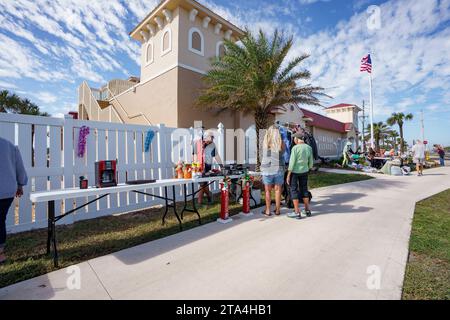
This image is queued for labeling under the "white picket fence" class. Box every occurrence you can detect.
[0,113,228,234]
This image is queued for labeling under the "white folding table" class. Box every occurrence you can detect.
[30,175,243,267]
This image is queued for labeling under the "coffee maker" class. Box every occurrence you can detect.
[95,160,117,188]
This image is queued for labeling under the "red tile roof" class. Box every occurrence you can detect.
[300,108,347,133]
[344,123,353,131]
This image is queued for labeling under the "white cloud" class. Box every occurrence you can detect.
[0,81,17,89]
[286,0,450,118]
[127,0,160,21]
[0,0,448,130]
[299,0,331,4]
[0,0,143,86]
[34,92,58,104]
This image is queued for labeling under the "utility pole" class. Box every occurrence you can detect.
[420,109,425,142]
[359,100,368,152]
[421,109,427,153]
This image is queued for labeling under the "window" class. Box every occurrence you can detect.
[145,42,154,65]
[189,27,204,56]
[216,41,226,58]
[161,28,172,56]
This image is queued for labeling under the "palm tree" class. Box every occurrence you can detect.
[0,90,50,116]
[197,29,326,169]
[0,90,21,113]
[386,112,413,153]
[365,122,390,151]
[388,130,399,149]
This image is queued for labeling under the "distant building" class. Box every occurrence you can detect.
[274,103,361,158]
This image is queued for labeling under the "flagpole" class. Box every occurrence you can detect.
[369,68,375,149]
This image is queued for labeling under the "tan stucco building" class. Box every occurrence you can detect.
[78,0,248,130]
[77,0,360,160]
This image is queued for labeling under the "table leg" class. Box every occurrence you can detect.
[47,200,58,267]
[249,187,257,207]
[46,202,52,254]
[52,220,58,268]
[181,184,187,220]
[192,183,201,225]
[172,185,182,231]
[236,182,243,203]
[180,183,201,226]
[162,186,169,225]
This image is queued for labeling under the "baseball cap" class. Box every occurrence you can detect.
[293,132,305,140]
[204,130,215,139]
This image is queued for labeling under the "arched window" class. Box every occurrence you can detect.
[146,42,154,65]
[161,28,172,56]
[189,27,204,56]
[216,41,226,58]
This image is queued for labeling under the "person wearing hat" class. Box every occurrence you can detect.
[286,133,314,219]
[193,130,223,205]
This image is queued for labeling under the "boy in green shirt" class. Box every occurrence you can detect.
[286,133,314,219]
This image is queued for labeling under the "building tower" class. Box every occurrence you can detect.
[78,0,245,129]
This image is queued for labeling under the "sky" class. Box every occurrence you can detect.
[0,0,449,146]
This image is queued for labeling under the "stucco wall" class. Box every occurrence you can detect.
[274,104,306,126]
[112,67,179,126]
[325,107,359,129]
[140,8,180,82]
[311,126,346,158]
[178,6,228,73]
[177,66,236,130]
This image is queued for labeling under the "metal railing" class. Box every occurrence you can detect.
[79,81,153,125]
[78,82,122,123]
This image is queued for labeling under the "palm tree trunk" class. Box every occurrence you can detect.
[375,133,380,151]
[254,110,269,172]
[399,125,404,153]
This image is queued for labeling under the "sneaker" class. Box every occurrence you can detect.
[287,212,301,219]
[306,210,312,217]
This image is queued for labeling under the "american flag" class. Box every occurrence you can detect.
[360,54,372,73]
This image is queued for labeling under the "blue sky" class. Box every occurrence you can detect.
[0,0,449,146]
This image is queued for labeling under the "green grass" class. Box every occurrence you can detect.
[308,171,373,188]
[0,172,373,289]
[402,189,450,300]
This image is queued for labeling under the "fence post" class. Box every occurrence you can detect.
[217,122,225,164]
[62,114,75,225]
[157,123,167,179]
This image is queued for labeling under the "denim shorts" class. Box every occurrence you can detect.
[262,171,284,186]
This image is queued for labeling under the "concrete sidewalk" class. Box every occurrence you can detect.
[1,166,449,300]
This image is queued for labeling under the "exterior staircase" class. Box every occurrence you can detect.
[78,81,152,125]
[78,81,122,123]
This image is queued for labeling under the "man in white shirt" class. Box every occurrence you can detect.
[411,140,426,176]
